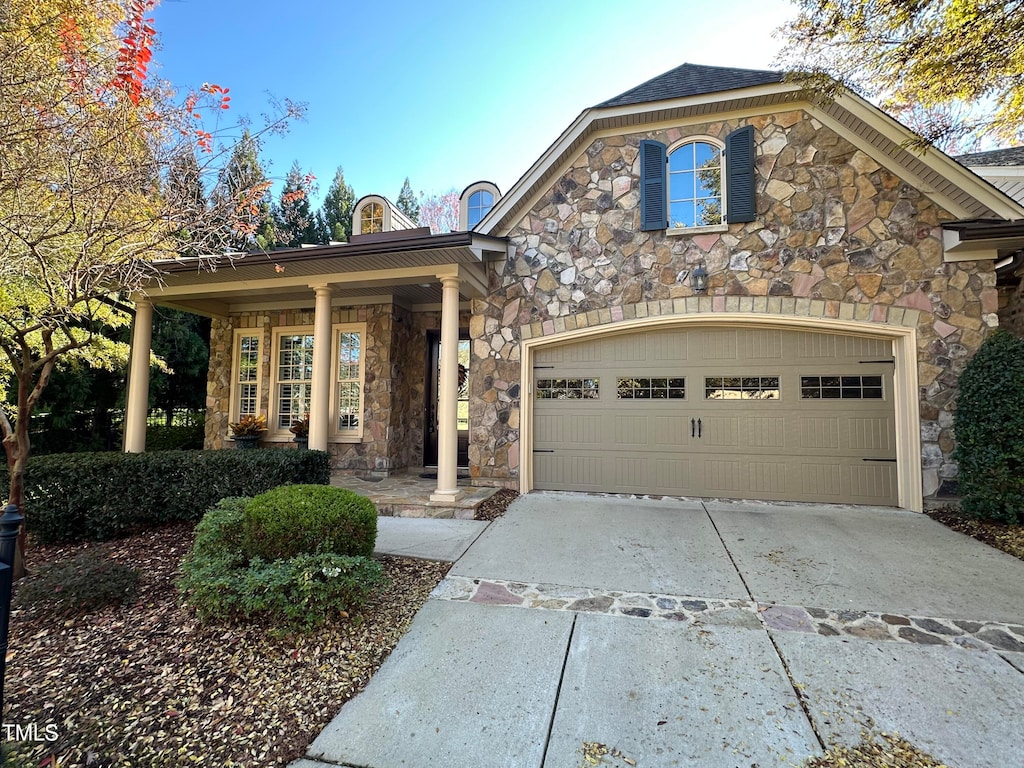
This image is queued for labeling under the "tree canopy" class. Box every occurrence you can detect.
[273,160,318,248]
[0,0,302,530]
[776,0,1024,151]
[396,177,420,223]
[320,166,355,242]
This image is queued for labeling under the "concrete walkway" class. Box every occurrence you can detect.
[296,493,1024,768]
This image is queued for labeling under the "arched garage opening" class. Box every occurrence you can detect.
[519,314,922,510]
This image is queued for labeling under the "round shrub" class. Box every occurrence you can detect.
[241,484,377,561]
[178,490,383,633]
[954,330,1024,523]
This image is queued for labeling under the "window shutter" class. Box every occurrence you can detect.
[725,125,756,223]
[639,140,667,231]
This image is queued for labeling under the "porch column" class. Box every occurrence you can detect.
[431,275,462,502]
[308,285,333,452]
[124,296,153,453]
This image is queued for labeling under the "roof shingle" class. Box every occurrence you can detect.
[595,62,785,109]
[955,147,1024,167]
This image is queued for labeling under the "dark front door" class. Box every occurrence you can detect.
[424,330,470,467]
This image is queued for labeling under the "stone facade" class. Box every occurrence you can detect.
[205,302,472,475]
[997,277,1024,336]
[470,110,998,498]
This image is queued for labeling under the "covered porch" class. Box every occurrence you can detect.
[125,229,508,503]
[329,469,498,519]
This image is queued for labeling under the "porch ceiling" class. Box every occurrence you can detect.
[146,232,506,317]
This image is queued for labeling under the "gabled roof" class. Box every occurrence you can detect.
[955,147,1024,167]
[596,63,784,108]
[479,63,1024,236]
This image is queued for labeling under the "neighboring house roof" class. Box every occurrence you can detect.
[596,63,784,108]
[955,147,1024,167]
[479,63,1024,236]
[954,147,1024,208]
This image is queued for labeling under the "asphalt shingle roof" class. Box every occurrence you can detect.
[595,62,786,109]
[955,147,1024,167]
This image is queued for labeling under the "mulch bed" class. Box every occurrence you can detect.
[5,525,449,767]
[474,488,519,521]
[925,506,1024,561]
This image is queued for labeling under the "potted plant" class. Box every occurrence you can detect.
[290,414,309,449]
[228,414,267,449]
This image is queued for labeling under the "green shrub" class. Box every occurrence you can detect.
[14,551,140,617]
[25,449,331,544]
[954,330,1024,523]
[146,423,205,451]
[242,485,377,561]
[178,493,383,632]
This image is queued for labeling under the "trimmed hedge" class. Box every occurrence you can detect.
[178,495,383,632]
[25,449,331,544]
[242,485,377,561]
[954,330,1024,523]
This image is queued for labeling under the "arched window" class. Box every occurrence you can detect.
[467,190,494,229]
[668,140,722,228]
[360,202,383,234]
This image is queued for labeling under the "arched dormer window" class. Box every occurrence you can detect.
[668,138,723,228]
[468,190,494,228]
[459,181,500,231]
[360,202,384,234]
[351,195,416,237]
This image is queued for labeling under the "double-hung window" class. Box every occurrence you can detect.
[640,125,756,232]
[261,323,365,440]
[232,331,262,421]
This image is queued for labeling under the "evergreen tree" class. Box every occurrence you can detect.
[164,147,210,256]
[210,130,275,252]
[313,210,330,245]
[273,160,317,247]
[320,166,355,242]
[396,177,420,223]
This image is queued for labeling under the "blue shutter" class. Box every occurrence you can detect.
[725,125,756,223]
[639,140,667,231]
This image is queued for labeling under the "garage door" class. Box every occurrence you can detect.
[532,327,897,505]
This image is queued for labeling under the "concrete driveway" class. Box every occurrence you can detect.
[293,493,1024,768]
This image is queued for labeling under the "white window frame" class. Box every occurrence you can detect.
[267,323,366,442]
[230,329,263,423]
[665,136,728,235]
[458,180,500,231]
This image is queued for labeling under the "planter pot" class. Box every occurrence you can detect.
[232,434,262,450]
[293,436,308,450]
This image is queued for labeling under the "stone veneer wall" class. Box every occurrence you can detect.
[997,278,1024,336]
[470,109,998,498]
[205,302,417,475]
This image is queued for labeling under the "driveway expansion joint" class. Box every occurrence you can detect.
[431,576,1024,654]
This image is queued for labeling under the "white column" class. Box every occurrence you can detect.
[431,275,462,502]
[308,285,333,452]
[124,297,153,453]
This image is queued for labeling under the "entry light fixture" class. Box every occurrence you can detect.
[690,262,709,293]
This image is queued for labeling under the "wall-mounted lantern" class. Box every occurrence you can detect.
[690,262,709,293]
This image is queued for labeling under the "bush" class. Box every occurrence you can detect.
[178,495,383,632]
[14,551,140,617]
[25,449,331,544]
[242,485,377,561]
[954,330,1024,523]
[146,423,205,451]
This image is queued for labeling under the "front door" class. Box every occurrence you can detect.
[424,331,470,467]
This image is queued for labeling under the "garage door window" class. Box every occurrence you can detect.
[801,375,883,399]
[616,377,686,399]
[536,378,599,399]
[705,376,780,400]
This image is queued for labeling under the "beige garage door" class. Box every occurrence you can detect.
[532,326,898,505]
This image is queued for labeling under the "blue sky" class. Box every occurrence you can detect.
[153,0,796,208]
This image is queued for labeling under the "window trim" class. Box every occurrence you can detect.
[267,322,367,442]
[229,328,263,424]
[458,180,500,231]
[666,135,726,231]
